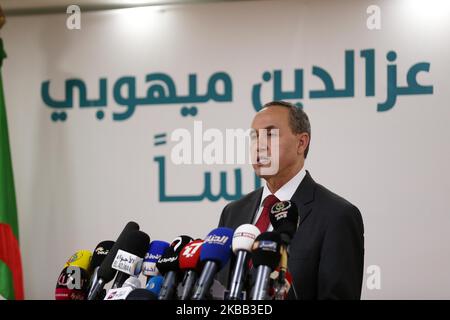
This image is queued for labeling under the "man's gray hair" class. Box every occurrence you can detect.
[261,100,311,158]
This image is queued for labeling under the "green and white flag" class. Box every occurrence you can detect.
[0,38,24,300]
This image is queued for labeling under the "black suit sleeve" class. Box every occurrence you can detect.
[317,205,365,300]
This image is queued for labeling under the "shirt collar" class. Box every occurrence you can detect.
[260,166,307,206]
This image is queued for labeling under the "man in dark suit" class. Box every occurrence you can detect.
[218,101,364,300]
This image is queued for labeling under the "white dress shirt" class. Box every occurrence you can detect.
[252,167,307,231]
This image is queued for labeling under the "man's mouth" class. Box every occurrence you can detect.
[257,156,271,165]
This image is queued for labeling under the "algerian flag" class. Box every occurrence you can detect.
[0,38,24,300]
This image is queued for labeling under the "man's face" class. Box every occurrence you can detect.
[250,106,302,178]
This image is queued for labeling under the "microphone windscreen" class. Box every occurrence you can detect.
[232,224,260,253]
[98,221,139,282]
[111,230,150,276]
[156,235,193,274]
[55,266,90,300]
[91,241,115,269]
[123,276,142,289]
[179,239,203,271]
[200,227,233,269]
[269,200,299,242]
[146,275,164,296]
[143,240,170,277]
[64,250,92,272]
[120,230,150,258]
[126,288,158,300]
[251,232,282,270]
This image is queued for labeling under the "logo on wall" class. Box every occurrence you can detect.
[40,49,434,203]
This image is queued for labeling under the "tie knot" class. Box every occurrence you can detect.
[263,194,280,210]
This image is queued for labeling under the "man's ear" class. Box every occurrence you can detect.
[297,133,310,155]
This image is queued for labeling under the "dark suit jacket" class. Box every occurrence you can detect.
[217,171,365,300]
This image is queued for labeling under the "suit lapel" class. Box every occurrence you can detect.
[291,170,316,226]
[241,188,263,227]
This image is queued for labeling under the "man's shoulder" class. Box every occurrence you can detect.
[313,181,362,221]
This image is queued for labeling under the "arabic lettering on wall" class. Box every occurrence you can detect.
[39,48,434,202]
[41,49,433,122]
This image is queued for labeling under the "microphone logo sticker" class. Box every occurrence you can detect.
[142,262,157,274]
[65,252,81,264]
[112,250,143,275]
[274,211,288,220]
[233,231,257,240]
[145,253,162,261]
[104,287,133,300]
[205,235,229,246]
[158,256,177,264]
[255,240,278,253]
[95,247,109,256]
[181,242,202,258]
[271,201,291,214]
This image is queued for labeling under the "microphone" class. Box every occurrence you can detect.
[87,240,115,299]
[142,240,170,283]
[63,250,93,271]
[87,221,140,300]
[123,276,142,290]
[178,239,204,300]
[111,230,150,288]
[250,232,282,300]
[126,288,158,300]
[227,224,261,300]
[104,276,142,300]
[146,275,164,296]
[156,235,193,300]
[269,200,299,299]
[191,227,234,300]
[91,241,115,269]
[269,268,293,300]
[269,200,299,245]
[55,250,93,300]
[55,267,91,300]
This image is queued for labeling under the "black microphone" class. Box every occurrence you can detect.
[269,200,299,245]
[111,230,150,288]
[250,232,282,300]
[156,235,193,300]
[126,288,158,300]
[87,221,139,300]
[269,200,299,299]
[87,240,115,299]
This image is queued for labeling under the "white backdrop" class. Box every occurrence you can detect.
[2,0,450,299]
